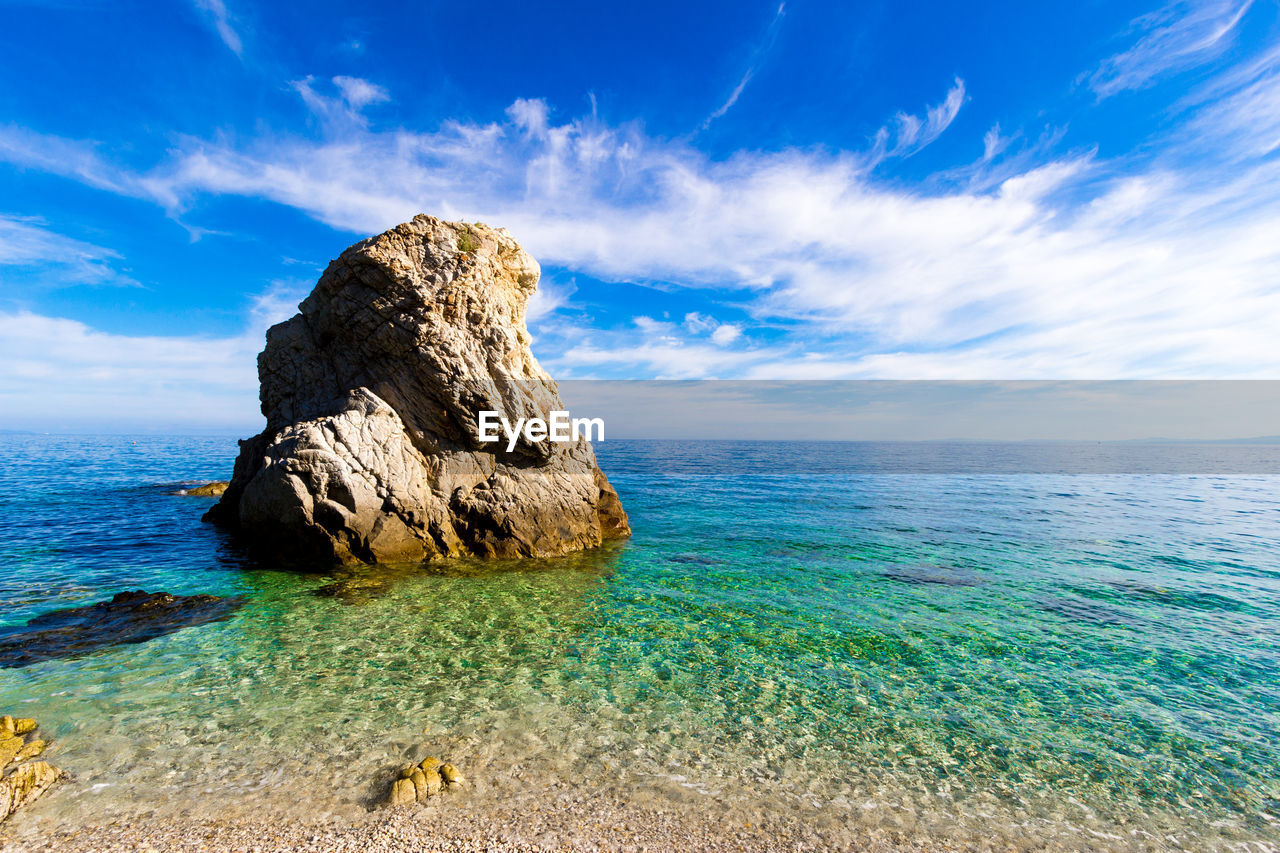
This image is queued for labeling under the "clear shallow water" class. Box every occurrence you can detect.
[1,435,1279,850]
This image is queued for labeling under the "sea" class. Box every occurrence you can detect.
[1,435,1278,850]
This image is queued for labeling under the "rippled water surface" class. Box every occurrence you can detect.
[1,435,1279,850]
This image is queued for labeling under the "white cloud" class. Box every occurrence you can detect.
[869,77,967,161]
[247,279,308,329]
[557,336,784,380]
[0,310,262,431]
[333,76,389,111]
[292,76,391,129]
[982,123,1009,161]
[711,324,741,346]
[2,68,1279,380]
[1088,0,1254,98]
[192,0,243,57]
[680,312,743,347]
[0,215,136,287]
[682,312,716,334]
[1181,44,1280,157]
[703,70,754,129]
[507,98,550,136]
[525,275,575,322]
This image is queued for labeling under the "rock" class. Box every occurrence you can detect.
[1,715,63,822]
[13,739,44,763]
[182,482,228,497]
[206,215,629,565]
[2,761,61,822]
[387,777,416,807]
[0,736,22,769]
[439,763,466,790]
[0,591,243,668]
[423,766,443,798]
[409,767,438,801]
[383,756,458,807]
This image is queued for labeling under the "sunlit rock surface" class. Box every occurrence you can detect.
[208,215,628,565]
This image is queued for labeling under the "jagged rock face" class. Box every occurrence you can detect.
[208,215,629,565]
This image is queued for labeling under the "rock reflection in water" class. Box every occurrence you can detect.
[310,543,628,604]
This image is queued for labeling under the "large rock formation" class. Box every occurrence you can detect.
[207,216,628,565]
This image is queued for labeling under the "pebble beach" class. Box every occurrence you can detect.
[2,791,954,853]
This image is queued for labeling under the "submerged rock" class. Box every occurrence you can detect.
[206,215,628,565]
[0,591,243,668]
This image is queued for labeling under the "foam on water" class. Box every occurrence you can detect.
[1,436,1279,850]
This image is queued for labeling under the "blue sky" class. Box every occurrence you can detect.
[1,0,1279,430]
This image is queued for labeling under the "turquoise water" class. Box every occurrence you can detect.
[1,435,1279,849]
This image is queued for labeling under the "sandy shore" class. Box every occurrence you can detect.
[0,791,955,853]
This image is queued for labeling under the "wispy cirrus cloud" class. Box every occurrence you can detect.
[192,0,243,57]
[702,2,788,130]
[1087,0,1255,98]
[869,77,967,161]
[0,215,136,287]
[1179,42,1280,157]
[292,75,390,129]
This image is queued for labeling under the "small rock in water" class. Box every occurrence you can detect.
[181,481,228,497]
[0,737,22,769]
[381,755,461,807]
[439,763,466,790]
[387,777,416,807]
[2,714,64,823]
[3,761,59,812]
[409,768,436,801]
[420,766,442,798]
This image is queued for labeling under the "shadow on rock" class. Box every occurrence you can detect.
[0,590,243,668]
